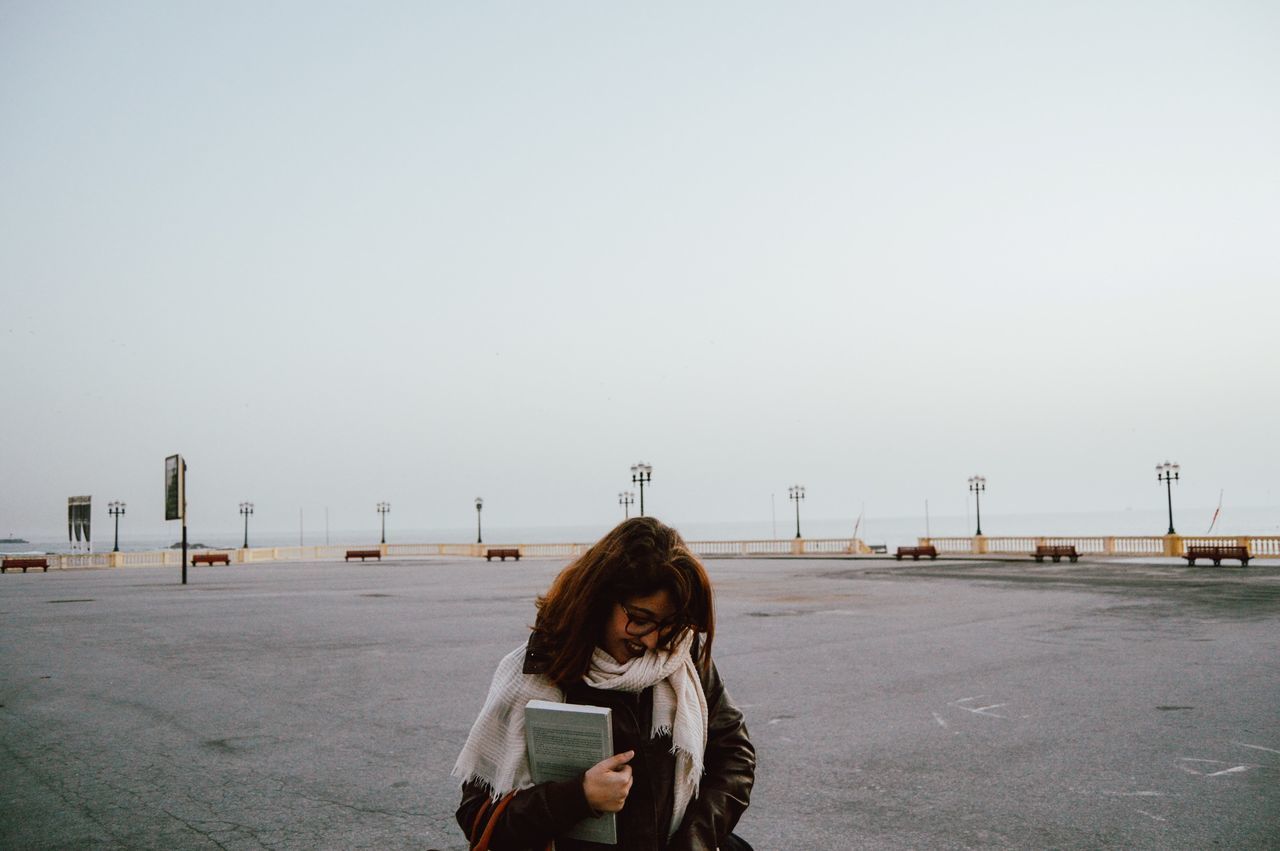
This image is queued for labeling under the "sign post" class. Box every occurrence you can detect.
[165,455,187,584]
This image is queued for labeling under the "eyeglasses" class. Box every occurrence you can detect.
[619,602,686,645]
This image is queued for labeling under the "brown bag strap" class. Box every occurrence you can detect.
[469,791,517,851]
[469,795,495,846]
[468,789,555,851]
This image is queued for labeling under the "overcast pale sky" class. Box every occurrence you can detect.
[2,1,1277,540]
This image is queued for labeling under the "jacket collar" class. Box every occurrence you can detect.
[522,630,552,675]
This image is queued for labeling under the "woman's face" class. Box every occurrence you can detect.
[601,588,679,664]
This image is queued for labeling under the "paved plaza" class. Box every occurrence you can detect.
[1,556,1277,849]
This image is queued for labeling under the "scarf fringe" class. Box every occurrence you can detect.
[454,771,526,803]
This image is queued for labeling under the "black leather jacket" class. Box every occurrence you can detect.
[456,639,754,851]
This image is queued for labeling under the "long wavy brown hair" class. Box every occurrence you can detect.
[533,517,715,686]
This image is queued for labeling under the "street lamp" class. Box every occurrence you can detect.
[1156,461,1180,534]
[475,497,484,544]
[377,501,391,544]
[619,492,635,519]
[630,463,653,516]
[788,485,805,539]
[968,475,986,536]
[108,501,126,552]
[239,502,254,548]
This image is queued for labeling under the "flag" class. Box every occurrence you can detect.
[1206,490,1223,534]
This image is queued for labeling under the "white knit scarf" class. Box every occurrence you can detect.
[452,630,708,837]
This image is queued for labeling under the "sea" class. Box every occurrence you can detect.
[4,507,1277,556]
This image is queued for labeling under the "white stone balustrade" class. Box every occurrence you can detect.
[920,534,1277,558]
[17,535,1279,570]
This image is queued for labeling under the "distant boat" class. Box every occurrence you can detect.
[0,536,30,544]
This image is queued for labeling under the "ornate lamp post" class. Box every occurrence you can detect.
[968,475,986,536]
[1156,461,1179,534]
[239,501,254,548]
[377,501,391,544]
[788,485,806,539]
[475,497,484,544]
[630,463,653,516]
[108,501,126,552]
[619,492,635,519]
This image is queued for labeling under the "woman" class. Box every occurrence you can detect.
[453,517,755,850]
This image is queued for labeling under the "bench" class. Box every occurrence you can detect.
[191,552,230,566]
[485,548,520,562]
[345,549,382,562]
[1,557,49,573]
[1183,545,1249,567]
[895,545,938,561]
[1034,545,1080,563]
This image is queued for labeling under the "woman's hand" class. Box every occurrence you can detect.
[582,750,635,813]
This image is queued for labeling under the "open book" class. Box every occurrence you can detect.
[525,700,618,844]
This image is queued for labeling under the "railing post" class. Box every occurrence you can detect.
[1163,534,1180,557]
[1238,535,1251,556]
[974,535,986,555]
[791,538,803,555]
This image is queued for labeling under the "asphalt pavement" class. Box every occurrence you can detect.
[1,556,1277,849]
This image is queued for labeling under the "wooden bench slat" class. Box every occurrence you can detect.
[2,557,49,573]
[895,546,938,561]
[1183,545,1249,567]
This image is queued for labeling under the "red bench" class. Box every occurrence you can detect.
[485,548,520,562]
[191,552,230,566]
[1184,545,1249,567]
[1034,545,1080,563]
[895,545,938,561]
[345,549,382,562]
[2,557,49,573]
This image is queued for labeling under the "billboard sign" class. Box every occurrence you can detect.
[165,454,185,521]
[68,495,92,551]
